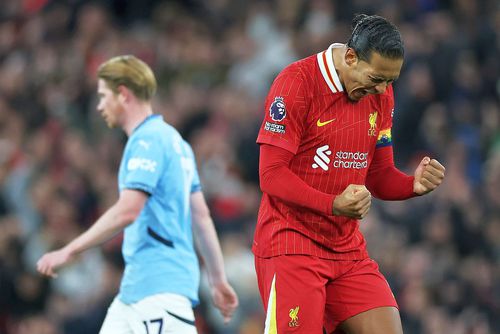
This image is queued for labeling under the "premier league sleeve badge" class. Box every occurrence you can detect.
[269,96,287,122]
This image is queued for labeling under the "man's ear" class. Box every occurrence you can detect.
[345,48,359,67]
[117,85,130,103]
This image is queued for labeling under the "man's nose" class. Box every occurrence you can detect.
[374,82,388,94]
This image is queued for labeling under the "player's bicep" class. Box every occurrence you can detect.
[187,148,202,193]
[368,146,394,172]
[115,189,149,224]
[190,191,209,219]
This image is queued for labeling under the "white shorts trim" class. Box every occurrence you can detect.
[99,293,197,334]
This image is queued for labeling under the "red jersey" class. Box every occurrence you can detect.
[254,44,395,260]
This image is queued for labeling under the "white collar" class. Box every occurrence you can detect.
[317,43,344,93]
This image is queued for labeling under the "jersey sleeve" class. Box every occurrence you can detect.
[366,85,416,200]
[366,146,416,200]
[122,135,164,195]
[259,144,334,214]
[256,64,309,154]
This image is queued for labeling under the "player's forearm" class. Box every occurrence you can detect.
[64,204,133,256]
[260,144,334,215]
[366,146,416,200]
[191,192,228,286]
[366,166,415,200]
[261,166,334,213]
[192,215,228,286]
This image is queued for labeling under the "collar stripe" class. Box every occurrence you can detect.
[317,44,344,93]
[322,51,340,92]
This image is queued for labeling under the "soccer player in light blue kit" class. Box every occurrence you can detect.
[37,55,238,333]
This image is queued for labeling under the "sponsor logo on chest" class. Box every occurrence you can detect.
[312,145,368,171]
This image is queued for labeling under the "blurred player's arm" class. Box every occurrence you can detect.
[259,144,371,219]
[37,189,147,278]
[366,146,445,199]
[191,191,238,323]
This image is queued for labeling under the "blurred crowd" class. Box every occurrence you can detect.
[0,0,498,333]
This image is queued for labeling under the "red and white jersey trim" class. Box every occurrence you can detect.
[317,43,344,93]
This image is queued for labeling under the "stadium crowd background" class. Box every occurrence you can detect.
[0,0,498,333]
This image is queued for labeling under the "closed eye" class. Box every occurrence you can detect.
[369,76,397,84]
[369,77,384,83]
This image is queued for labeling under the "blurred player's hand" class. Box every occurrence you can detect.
[333,184,371,219]
[413,157,445,195]
[211,281,239,324]
[36,248,73,278]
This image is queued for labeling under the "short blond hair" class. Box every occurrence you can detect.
[97,55,157,101]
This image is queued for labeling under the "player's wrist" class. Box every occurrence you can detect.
[208,273,229,287]
[332,196,341,216]
[412,178,426,196]
[62,244,78,258]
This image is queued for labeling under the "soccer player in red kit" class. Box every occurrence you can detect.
[254,14,445,334]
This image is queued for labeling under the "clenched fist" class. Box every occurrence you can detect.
[413,157,445,195]
[333,184,371,219]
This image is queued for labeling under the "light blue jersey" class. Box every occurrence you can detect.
[117,114,201,306]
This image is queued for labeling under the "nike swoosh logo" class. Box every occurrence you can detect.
[317,118,336,127]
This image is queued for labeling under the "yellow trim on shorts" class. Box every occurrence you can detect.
[264,274,277,334]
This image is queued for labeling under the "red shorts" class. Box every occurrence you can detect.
[255,255,398,334]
